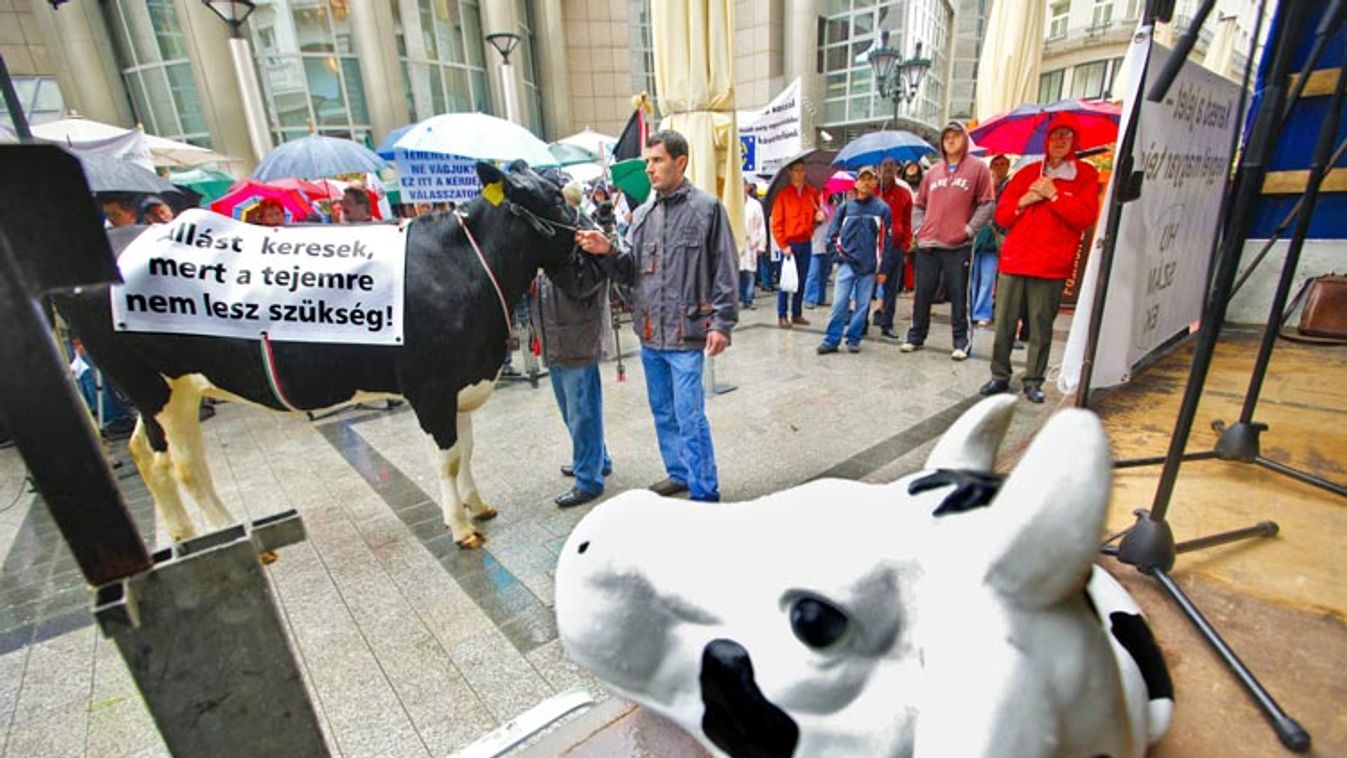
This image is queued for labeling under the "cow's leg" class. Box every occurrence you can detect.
[455,412,497,522]
[159,380,235,530]
[434,438,484,548]
[128,414,197,543]
[408,383,484,549]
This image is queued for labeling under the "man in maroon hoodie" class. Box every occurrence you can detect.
[903,121,995,360]
[980,116,1100,404]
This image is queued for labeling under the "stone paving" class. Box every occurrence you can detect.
[0,300,1064,757]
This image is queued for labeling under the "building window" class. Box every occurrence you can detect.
[628,0,659,114]
[0,76,65,127]
[389,0,490,125]
[101,0,212,146]
[1125,0,1144,20]
[1071,60,1109,99]
[515,0,545,135]
[1048,0,1069,38]
[1039,68,1064,103]
[1091,0,1113,28]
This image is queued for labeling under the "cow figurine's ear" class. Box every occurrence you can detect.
[476,161,512,206]
[980,409,1112,608]
[924,395,1016,473]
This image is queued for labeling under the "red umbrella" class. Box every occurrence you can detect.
[267,177,342,202]
[824,170,856,197]
[969,99,1122,156]
[210,180,316,222]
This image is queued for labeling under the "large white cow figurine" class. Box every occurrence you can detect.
[555,396,1174,757]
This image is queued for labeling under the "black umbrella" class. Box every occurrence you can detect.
[761,148,839,234]
[76,153,201,212]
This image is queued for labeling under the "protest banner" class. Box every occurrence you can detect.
[111,209,407,345]
[739,78,803,175]
[1060,33,1242,393]
[395,150,480,203]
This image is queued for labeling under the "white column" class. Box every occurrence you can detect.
[228,35,273,163]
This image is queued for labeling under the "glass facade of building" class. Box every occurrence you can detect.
[819,0,951,134]
[249,0,373,146]
[390,0,491,123]
[102,0,212,146]
[515,0,546,135]
[628,0,659,114]
[0,76,65,127]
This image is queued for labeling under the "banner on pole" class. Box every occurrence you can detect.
[1060,32,1242,394]
[395,150,481,203]
[111,209,407,345]
[738,78,803,176]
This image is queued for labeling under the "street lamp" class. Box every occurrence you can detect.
[485,32,522,125]
[201,0,272,162]
[866,30,932,130]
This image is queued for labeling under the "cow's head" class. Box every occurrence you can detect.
[475,161,583,270]
[556,397,1158,757]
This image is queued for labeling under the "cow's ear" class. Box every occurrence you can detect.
[980,409,1111,608]
[923,395,1016,472]
[476,161,508,188]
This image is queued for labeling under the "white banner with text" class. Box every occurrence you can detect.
[111,209,407,345]
[1060,34,1241,394]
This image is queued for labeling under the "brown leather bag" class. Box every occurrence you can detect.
[1298,274,1347,339]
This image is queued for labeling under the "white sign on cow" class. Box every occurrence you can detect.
[111,208,407,345]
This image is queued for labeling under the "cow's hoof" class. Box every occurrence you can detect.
[258,550,279,565]
[471,506,498,522]
[455,532,486,549]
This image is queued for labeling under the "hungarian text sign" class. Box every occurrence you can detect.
[395,150,480,203]
[111,209,407,344]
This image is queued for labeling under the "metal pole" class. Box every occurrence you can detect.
[500,61,521,124]
[227,30,274,162]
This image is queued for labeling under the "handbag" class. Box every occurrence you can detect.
[1297,274,1347,339]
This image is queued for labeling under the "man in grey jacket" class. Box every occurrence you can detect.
[575,130,739,502]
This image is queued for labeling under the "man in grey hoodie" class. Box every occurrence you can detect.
[904,121,996,360]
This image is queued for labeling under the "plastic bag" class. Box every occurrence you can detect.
[779,255,799,293]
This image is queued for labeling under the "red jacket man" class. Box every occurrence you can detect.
[770,161,823,327]
[981,115,1101,404]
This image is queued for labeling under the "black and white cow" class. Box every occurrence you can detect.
[555,396,1174,757]
[57,162,585,549]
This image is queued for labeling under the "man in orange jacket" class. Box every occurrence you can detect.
[770,160,823,328]
[980,116,1100,404]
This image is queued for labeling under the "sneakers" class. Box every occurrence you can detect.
[649,477,690,496]
[951,343,970,361]
[816,343,838,355]
[900,342,921,353]
[846,343,861,353]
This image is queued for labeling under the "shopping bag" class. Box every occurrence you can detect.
[779,255,799,293]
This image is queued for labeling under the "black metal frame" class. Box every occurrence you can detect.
[1089,0,1347,752]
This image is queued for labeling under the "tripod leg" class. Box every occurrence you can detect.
[1254,457,1347,498]
[1114,450,1220,469]
[1148,567,1311,752]
[1173,521,1278,554]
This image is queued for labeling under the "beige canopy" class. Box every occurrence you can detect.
[975,0,1047,121]
[650,0,745,243]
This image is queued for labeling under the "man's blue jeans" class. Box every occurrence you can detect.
[549,363,611,496]
[777,241,811,318]
[822,263,876,347]
[640,347,719,501]
[804,251,835,305]
[970,249,999,323]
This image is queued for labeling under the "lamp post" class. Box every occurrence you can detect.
[202,0,273,162]
[867,30,932,131]
[485,32,522,125]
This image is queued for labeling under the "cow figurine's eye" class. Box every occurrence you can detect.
[789,596,849,649]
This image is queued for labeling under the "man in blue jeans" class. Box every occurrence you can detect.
[576,130,739,502]
[817,166,891,354]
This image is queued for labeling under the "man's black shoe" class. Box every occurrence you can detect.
[561,463,613,477]
[979,379,1011,396]
[1024,385,1046,404]
[880,327,899,339]
[816,343,838,354]
[649,477,689,496]
[555,488,601,508]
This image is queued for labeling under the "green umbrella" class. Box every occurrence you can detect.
[548,142,600,167]
[168,167,236,205]
[610,158,650,205]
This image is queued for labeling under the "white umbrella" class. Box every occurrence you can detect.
[563,162,606,184]
[975,0,1047,121]
[651,0,745,243]
[392,112,557,167]
[557,128,618,160]
[30,116,230,168]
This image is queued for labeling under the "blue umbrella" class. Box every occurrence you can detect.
[252,134,388,181]
[832,130,935,170]
[377,124,415,160]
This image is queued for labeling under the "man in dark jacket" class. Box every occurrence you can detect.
[574,129,739,502]
[817,166,892,354]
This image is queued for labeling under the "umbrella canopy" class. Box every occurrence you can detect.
[76,153,202,210]
[975,0,1047,120]
[761,148,839,218]
[252,134,388,181]
[651,1,744,243]
[610,158,651,205]
[376,124,416,160]
[557,128,618,159]
[548,142,601,166]
[969,99,1123,156]
[392,112,556,167]
[824,170,856,197]
[267,177,344,202]
[169,167,236,204]
[210,180,315,223]
[564,162,606,184]
[32,116,230,168]
[833,130,936,170]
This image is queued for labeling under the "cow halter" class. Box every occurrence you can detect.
[454,211,513,332]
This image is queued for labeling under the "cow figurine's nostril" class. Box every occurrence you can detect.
[578,541,589,554]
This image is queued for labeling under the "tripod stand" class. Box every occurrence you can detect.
[1095,0,1347,751]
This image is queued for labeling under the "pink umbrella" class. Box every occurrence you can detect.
[824,170,856,197]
